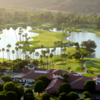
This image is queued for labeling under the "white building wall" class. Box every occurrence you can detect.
[53,74,64,79]
[22,78,35,83]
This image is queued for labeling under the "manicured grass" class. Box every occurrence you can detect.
[88,29,100,36]
[43,59,84,72]
[21,29,69,50]
[82,74,96,77]
[75,24,100,36]
[0,58,7,62]
[86,59,100,73]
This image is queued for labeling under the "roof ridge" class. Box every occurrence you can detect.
[70,76,82,84]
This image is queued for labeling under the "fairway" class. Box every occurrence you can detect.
[29,29,69,49]
[43,60,84,72]
[86,59,100,73]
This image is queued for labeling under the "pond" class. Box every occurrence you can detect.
[67,31,100,58]
[0,27,99,60]
[0,27,62,60]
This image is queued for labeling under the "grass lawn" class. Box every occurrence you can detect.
[42,59,84,72]
[86,59,100,73]
[20,29,69,50]
[82,73,96,77]
[75,24,100,36]
[0,58,7,62]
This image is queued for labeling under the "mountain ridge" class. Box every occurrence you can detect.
[0,0,100,14]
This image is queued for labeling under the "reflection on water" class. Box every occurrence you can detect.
[0,27,100,60]
[67,31,100,58]
[0,27,62,60]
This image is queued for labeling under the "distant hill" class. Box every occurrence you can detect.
[0,0,100,14]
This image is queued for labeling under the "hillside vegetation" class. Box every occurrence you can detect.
[0,0,100,14]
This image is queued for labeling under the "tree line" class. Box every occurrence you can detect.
[0,8,100,30]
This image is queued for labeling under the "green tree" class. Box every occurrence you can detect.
[24,93,35,100]
[7,44,11,61]
[42,93,50,100]
[61,73,69,82]
[4,82,16,91]
[81,40,97,53]
[35,75,50,88]
[83,91,90,99]
[2,48,5,62]
[15,85,24,100]
[25,89,33,94]
[12,50,15,60]
[34,80,45,95]
[58,92,68,100]
[5,91,17,100]
[84,80,96,93]
[58,83,71,94]
[0,84,3,91]
[68,92,79,100]
[1,76,11,83]
[0,91,6,100]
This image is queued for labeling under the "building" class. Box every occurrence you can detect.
[12,64,100,92]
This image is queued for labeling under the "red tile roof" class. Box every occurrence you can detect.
[52,70,68,75]
[21,70,53,79]
[96,83,100,91]
[45,78,64,92]
[70,76,93,90]
[20,68,30,74]
[68,75,82,83]
[97,74,100,78]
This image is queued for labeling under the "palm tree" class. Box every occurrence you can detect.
[12,50,15,60]
[18,32,22,42]
[29,50,33,59]
[35,52,39,59]
[15,47,19,58]
[32,49,35,59]
[22,35,25,41]
[2,48,5,62]
[22,50,26,59]
[49,53,53,65]
[15,43,19,47]
[7,44,11,61]
[13,27,18,42]
[6,49,9,60]
[18,45,22,58]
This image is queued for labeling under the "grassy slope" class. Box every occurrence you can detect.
[0,0,100,14]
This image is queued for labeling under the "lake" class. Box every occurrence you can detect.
[0,27,100,60]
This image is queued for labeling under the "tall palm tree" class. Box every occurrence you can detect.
[12,50,15,60]
[6,49,9,60]
[13,27,18,42]
[22,50,26,59]
[7,44,11,61]
[2,48,5,62]
[18,45,22,58]
[18,32,22,42]
[49,53,53,65]
[29,50,33,59]
[32,49,35,59]
[15,47,19,58]
[35,52,39,59]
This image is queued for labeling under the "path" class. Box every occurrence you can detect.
[83,59,94,73]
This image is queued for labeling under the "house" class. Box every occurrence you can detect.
[12,64,100,92]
